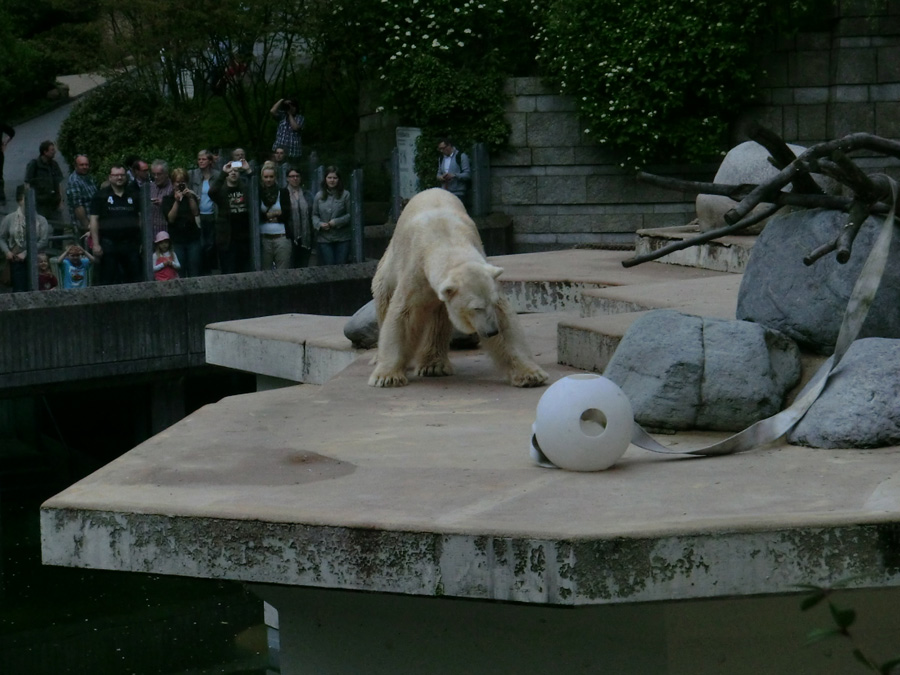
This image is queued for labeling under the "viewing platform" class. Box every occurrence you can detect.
[41,250,900,674]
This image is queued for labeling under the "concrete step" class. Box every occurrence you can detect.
[491,249,732,313]
[205,314,364,388]
[580,274,742,317]
[559,298,739,374]
[635,224,756,273]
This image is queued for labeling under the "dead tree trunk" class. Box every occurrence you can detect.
[624,128,900,269]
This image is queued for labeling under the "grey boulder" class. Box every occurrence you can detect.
[604,310,801,431]
[736,208,900,354]
[789,338,900,448]
[344,300,380,349]
[343,299,480,350]
[696,140,826,234]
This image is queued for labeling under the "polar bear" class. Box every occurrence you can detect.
[368,188,549,388]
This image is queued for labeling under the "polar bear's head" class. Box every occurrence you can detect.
[438,262,504,338]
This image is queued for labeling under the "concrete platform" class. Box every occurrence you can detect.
[41,336,900,602]
[558,263,739,373]
[39,249,900,674]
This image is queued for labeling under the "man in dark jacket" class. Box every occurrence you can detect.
[24,140,63,224]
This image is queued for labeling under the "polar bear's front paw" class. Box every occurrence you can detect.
[509,363,549,388]
[368,370,409,387]
[417,360,454,378]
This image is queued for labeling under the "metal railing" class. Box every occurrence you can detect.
[4,159,372,292]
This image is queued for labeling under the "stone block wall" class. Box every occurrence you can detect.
[355,1,900,253]
[491,78,707,253]
[741,0,900,178]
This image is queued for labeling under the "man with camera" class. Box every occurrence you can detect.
[269,98,304,168]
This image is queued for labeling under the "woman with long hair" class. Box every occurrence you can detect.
[259,161,292,270]
[189,149,221,274]
[285,168,312,267]
[312,166,351,265]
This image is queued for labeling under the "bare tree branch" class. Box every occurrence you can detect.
[628,130,900,269]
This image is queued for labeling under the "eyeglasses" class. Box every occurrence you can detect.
[287,174,300,179]
[109,172,127,178]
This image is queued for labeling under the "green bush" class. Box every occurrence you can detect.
[535,0,816,167]
[59,78,256,175]
[58,79,168,166]
[0,11,57,113]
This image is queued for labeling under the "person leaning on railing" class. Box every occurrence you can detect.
[0,185,51,291]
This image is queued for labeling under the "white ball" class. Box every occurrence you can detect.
[532,374,634,471]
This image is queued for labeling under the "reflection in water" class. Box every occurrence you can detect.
[1,492,269,674]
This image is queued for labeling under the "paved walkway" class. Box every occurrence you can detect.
[1,73,106,210]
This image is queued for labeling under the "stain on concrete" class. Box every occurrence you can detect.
[115,450,356,487]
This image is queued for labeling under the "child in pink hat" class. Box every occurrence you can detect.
[152,230,181,281]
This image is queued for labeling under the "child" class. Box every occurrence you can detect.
[37,253,58,290]
[56,244,95,289]
[153,230,181,281]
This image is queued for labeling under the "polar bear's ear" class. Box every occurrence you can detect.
[438,281,458,302]
[487,264,504,279]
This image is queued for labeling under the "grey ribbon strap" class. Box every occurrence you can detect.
[631,179,898,458]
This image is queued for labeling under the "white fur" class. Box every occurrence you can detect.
[368,189,548,388]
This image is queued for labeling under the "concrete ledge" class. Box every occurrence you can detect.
[558,314,638,373]
[635,225,756,273]
[205,314,365,385]
[492,250,729,313]
[580,275,741,318]
[0,264,376,395]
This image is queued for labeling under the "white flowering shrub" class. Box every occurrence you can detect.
[319,0,535,183]
[534,0,814,167]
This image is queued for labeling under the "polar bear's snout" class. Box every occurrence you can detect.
[469,306,500,339]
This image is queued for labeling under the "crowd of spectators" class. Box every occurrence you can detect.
[2,116,354,292]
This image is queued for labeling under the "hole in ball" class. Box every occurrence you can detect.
[579,408,607,436]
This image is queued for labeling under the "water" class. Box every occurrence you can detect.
[1,371,271,674]
[1,488,270,675]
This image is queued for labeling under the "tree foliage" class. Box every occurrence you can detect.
[57,78,201,179]
[534,0,818,168]
[313,0,537,186]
